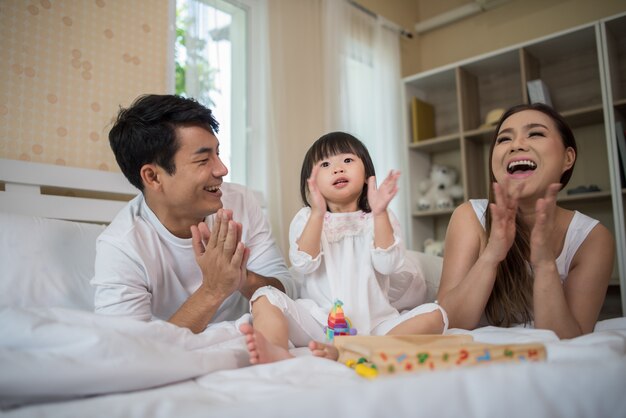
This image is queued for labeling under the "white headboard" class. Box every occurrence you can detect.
[0,158,137,223]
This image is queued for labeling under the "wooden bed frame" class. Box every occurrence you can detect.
[0,158,136,223]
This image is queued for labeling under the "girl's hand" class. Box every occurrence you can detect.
[307,164,327,216]
[484,180,524,263]
[530,183,561,268]
[368,170,400,216]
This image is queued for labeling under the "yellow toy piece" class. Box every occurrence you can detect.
[345,356,378,379]
[354,363,378,379]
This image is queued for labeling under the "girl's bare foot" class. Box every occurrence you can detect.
[308,340,339,361]
[239,323,293,365]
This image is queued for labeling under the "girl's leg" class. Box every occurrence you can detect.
[240,295,293,364]
[374,303,449,336]
[250,295,289,348]
[386,310,444,335]
[242,287,327,364]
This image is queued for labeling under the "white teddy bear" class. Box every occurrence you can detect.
[423,238,445,257]
[416,164,464,211]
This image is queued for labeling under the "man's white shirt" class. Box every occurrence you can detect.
[92,183,295,323]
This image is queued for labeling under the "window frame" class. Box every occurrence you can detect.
[169,0,252,186]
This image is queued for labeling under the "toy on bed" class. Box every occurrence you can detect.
[345,357,379,379]
[325,300,357,341]
[334,335,546,378]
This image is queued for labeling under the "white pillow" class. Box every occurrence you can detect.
[0,212,105,310]
[407,250,443,303]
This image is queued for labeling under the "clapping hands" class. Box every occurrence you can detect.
[368,170,400,215]
[191,209,250,301]
[485,180,524,263]
[486,181,562,266]
[307,164,328,215]
[530,183,561,268]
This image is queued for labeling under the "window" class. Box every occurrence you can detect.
[175,0,248,184]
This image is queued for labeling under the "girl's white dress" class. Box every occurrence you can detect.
[250,207,444,346]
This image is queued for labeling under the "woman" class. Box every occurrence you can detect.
[437,103,614,338]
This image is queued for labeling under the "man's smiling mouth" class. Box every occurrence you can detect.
[204,185,221,192]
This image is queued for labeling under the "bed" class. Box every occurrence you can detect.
[1,158,626,418]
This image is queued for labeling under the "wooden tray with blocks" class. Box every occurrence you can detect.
[334,334,546,377]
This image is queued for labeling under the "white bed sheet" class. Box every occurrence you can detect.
[2,308,626,418]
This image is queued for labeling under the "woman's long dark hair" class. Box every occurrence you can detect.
[484,103,577,326]
[299,132,376,212]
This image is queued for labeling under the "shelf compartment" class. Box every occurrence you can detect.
[521,26,603,113]
[557,190,612,203]
[614,98,626,120]
[457,49,523,132]
[463,126,497,144]
[409,133,460,153]
[404,69,459,139]
[604,14,626,104]
[561,104,605,128]
[412,207,455,218]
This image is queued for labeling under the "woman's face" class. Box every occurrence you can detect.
[491,109,575,199]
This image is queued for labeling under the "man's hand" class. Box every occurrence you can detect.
[191,209,250,301]
[169,209,250,334]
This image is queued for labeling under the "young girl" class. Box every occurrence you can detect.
[437,103,615,339]
[240,131,447,363]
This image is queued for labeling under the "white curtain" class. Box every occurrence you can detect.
[259,0,326,255]
[321,0,409,240]
[217,0,406,254]
[244,0,282,229]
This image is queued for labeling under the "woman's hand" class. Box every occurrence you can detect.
[484,181,524,263]
[530,183,561,268]
[368,170,400,216]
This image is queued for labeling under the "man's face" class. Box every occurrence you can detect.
[159,125,229,225]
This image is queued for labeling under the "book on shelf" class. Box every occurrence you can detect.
[411,97,435,142]
[527,79,553,107]
[616,121,626,188]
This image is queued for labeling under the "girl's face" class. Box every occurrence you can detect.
[491,109,575,200]
[314,152,366,212]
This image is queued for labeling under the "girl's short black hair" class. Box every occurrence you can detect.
[299,131,376,212]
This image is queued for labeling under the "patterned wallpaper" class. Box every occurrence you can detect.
[0,0,170,171]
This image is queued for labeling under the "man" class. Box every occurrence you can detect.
[92,94,295,333]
